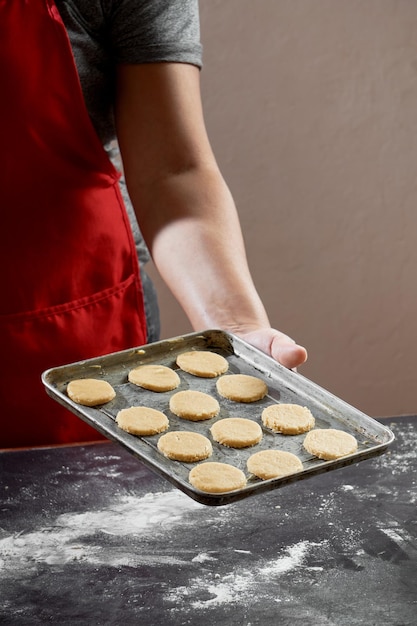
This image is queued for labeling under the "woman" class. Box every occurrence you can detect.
[0,0,307,448]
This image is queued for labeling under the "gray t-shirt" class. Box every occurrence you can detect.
[56,0,202,339]
[56,0,202,146]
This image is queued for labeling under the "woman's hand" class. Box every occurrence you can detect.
[234,327,308,370]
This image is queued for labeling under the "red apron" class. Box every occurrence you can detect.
[0,0,147,447]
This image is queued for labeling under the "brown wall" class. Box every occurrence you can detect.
[147,0,417,418]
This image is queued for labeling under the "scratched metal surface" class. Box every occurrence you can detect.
[42,330,394,505]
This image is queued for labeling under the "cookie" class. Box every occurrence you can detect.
[115,406,169,436]
[176,350,228,378]
[169,390,220,421]
[303,428,358,460]
[210,417,262,448]
[189,462,247,493]
[157,431,213,462]
[66,378,116,407]
[216,374,268,403]
[262,403,315,435]
[128,364,180,392]
[247,450,303,480]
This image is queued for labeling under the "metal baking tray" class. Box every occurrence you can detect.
[42,329,394,506]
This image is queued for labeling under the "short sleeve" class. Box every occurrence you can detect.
[107,0,203,67]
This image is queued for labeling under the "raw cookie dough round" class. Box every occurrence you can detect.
[169,390,220,421]
[157,431,212,462]
[216,374,268,403]
[247,449,303,480]
[303,428,358,460]
[189,462,247,493]
[176,350,229,378]
[128,364,180,392]
[262,403,315,435]
[210,417,262,448]
[67,378,115,407]
[116,406,169,436]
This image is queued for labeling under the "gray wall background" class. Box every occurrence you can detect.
[147,0,417,418]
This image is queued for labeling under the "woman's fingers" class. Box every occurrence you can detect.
[237,328,308,369]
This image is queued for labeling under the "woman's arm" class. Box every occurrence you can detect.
[115,62,307,369]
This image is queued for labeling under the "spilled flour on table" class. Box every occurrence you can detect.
[0,490,205,572]
[1,485,328,612]
[2,419,414,616]
[259,540,311,575]
[376,421,417,476]
[166,540,323,610]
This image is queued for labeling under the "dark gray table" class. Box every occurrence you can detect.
[1,416,416,625]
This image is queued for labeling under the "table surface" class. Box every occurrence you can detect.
[0,415,416,626]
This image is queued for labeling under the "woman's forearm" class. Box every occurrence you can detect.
[132,165,270,333]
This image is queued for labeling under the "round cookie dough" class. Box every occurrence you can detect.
[247,450,303,480]
[176,350,229,378]
[303,428,358,460]
[169,390,220,421]
[128,364,180,392]
[116,406,169,436]
[157,431,212,462]
[262,403,315,435]
[189,462,247,493]
[210,417,262,448]
[216,374,268,403]
[67,378,115,407]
